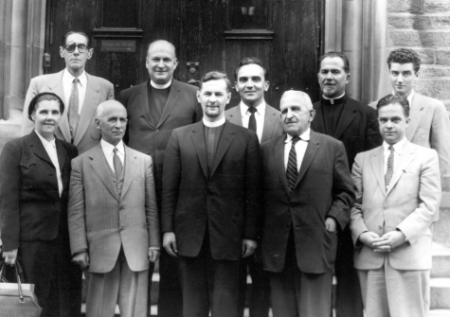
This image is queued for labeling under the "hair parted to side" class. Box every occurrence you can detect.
[234,57,268,80]
[199,71,232,92]
[387,48,421,73]
[318,51,350,73]
[376,94,410,117]
[28,92,65,121]
[62,31,91,47]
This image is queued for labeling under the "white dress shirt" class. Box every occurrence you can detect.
[100,139,125,174]
[35,131,63,197]
[62,69,87,114]
[383,137,407,185]
[239,101,266,142]
[284,128,311,171]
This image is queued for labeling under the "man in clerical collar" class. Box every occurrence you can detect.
[120,39,202,317]
[311,51,382,317]
[161,71,261,317]
[350,94,441,317]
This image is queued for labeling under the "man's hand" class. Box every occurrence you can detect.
[372,230,406,252]
[325,217,337,232]
[72,251,90,269]
[148,249,160,263]
[2,248,18,266]
[163,232,178,257]
[242,239,257,258]
[359,232,383,250]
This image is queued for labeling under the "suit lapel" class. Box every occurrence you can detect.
[211,121,235,176]
[29,131,53,166]
[90,145,120,201]
[226,106,243,126]
[120,146,137,199]
[370,147,386,195]
[48,72,71,142]
[191,122,208,178]
[55,139,67,171]
[295,132,319,188]
[386,142,415,196]
[406,94,424,141]
[261,105,276,143]
[73,74,100,146]
[312,103,326,133]
[334,100,356,139]
[274,135,290,195]
[157,80,182,128]
[137,81,155,129]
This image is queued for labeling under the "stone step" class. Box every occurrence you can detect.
[431,278,450,309]
[432,242,450,278]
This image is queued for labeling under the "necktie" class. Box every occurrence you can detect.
[248,107,257,132]
[113,147,123,178]
[286,137,301,191]
[385,145,394,188]
[68,78,80,141]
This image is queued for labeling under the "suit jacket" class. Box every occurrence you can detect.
[351,141,441,271]
[68,144,160,273]
[0,131,78,251]
[225,104,284,143]
[260,131,355,274]
[370,93,450,176]
[21,70,115,154]
[161,121,261,261]
[120,79,203,192]
[312,96,382,170]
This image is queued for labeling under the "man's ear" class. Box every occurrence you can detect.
[87,48,94,60]
[59,47,65,58]
[264,81,270,92]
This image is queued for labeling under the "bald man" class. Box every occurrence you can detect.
[68,100,160,317]
[260,91,354,317]
[120,40,202,317]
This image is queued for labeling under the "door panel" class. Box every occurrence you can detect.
[45,0,324,108]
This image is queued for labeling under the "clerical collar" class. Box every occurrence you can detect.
[150,80,172,89]
[322,93,346,105]
[203,117,226,128]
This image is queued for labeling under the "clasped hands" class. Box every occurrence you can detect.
[359,230,406,252]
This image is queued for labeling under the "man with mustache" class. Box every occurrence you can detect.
[225,56,283,317]
[21,31,115,154]
[311,51,382,317]
[120,39,202,317]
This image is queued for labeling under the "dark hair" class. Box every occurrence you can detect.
[387,48,421,73]
[62,31,91,48]
[146,39,177,58]
[28,92,65,121]
[318,51,350,73]
[199,71,232,92]
[234,57,268,80]
[376,94,410,117]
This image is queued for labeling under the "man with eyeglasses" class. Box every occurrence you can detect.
[21,31,114,155]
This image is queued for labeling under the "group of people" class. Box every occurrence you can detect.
[0,30,447,317]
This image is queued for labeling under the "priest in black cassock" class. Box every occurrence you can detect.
[311,51,382,317]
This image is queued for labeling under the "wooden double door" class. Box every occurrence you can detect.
[45,0,324,108]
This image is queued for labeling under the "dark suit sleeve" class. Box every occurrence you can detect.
[120,89,130,145]
[195,102,203,122]
[161,130,182,233]
[0,141,22,251]
[328,141,355,231]
[145,155,160,247]
[244,132,262,240]
[364,107,382,151]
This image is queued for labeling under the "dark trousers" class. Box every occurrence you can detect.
[156,249,183,317]
[335,227,364,317]
[237,255,271,317]
[178,235,240,317]
[19,238,82,317]
[269,230,333,317]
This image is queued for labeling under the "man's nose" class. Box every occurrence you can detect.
[157,59,165,68]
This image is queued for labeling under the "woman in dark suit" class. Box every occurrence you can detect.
[0,92,81,316]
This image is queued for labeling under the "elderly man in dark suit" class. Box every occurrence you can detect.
[311,51,382,317]
[162,71,261,317]
[261,90,354,317]
[120,40,202,316]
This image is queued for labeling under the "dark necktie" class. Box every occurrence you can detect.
[113,147,123,178]
[248,107,257,132]
[286,137,301,191]
[385,145,394,188]
[68,78,80,141]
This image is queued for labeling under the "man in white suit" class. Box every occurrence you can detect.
[68,100,160,317]
[351,94,441,317]
[371,48,450,176]
[22,31,114,154]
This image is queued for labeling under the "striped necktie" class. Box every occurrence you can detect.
[113,147,123,178]
[385,145,394,188]
[286,137,301,191]
[68,78,80,141]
